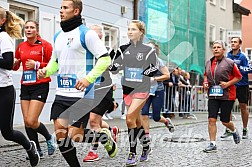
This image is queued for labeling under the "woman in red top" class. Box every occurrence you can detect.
[13,20,57,158]
[203,40,242,153]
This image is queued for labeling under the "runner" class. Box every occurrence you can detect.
[141,42,175,161]
[13,20,57,158]
[110,20,157,166]
[0,6,40,167]
[203,40,241,153]
[37,1,117,166]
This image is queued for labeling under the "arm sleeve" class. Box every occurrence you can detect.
[45,52,58,77]
[0,52,14,70]
[84,56,111,83]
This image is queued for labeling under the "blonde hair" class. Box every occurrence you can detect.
[130,20,146,40]
[148,41,160,55]
[0,7,24,39]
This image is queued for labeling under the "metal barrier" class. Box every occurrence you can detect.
[233,89,252,113]
[162,85,198,119]
[162,85,252,120]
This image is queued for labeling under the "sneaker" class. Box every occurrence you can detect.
[203,143,217,153]
[220,129,232,138]
[126,152,137,166]
[83,151,99,162]
[165,118,175,133]
[46,134,57,155]
[242,129,248,139]
[121,114,126,120]
[140,147,152,162]
[100,128,118,158]
[102,114,109,120]
[26,149,43,160]
[106,113,113,120]
[112,126,119,142]
[27,141,40,167]
[232,130,241,144]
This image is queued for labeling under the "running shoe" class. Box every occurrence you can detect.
[46,134,57,155]
[203,143,217,153]
[112,126,119,142]
[27,141,40,167]
[83,151,99,162]
[242,128,248,139]
[140,147,152,162]
[102,114,109,120]
[100,128,118,158]
[232,130,241,144]
[165,118,175,133]
[26,149,43,160]
[105,113,113,120]
[126,152,137,166]
[220,129,232,138]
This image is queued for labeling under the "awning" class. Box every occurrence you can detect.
[233,3,251,16]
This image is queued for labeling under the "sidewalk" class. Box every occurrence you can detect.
[0,113,208,148]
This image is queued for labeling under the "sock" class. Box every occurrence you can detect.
[137,126,149,150]
[57,137,80,167]
[145,132,150,138]
[83,129,96,143]
[128,128,138,154]
[25,127,41,150]
[232,129,237,133]
[34,122,51,141]
[164,119,168,125]
[243,127,247,131]
[210,141,216,146]
[90,143,99,153]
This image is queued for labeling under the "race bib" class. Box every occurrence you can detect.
[22,70,36,83]
[209,85,223,96]
[125,67,143,82]
[57,74,76,88]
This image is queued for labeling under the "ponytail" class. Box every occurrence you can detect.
[4,10,24,39]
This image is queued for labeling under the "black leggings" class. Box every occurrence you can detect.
[0,85,30,150]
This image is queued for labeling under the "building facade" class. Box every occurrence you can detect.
[1,0,134,125]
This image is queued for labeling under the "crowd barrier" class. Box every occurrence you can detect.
[162,85,252,120]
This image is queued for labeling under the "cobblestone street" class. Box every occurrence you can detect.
[1,116,252,167]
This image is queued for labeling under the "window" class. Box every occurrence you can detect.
[9,2,38,50]
[219,27,225,41]
[246,48,252,61]
[209,0,216,5]
[209,24,216,45]
[220,0,226,10]
[102,24,119,51]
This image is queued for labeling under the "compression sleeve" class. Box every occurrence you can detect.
[84,56,111,83]
[45,59,58,77]
[0,52,13,70]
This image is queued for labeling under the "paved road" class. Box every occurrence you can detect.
[0,114,251,167]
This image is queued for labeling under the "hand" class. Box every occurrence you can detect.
[168,82,173,87]
[25,59,35,69]
[37,67,47,79]
[75,78,90,91]
[13,58,20,67]
[219,81,229,89]
[203,82,209,91]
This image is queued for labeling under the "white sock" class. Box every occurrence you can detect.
[232,129,236,133]
[210,141,216,146]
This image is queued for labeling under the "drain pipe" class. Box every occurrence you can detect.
[133,0,138,19]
